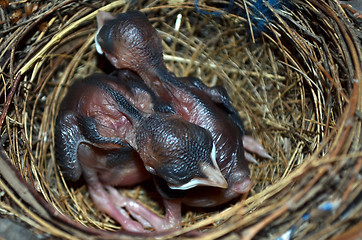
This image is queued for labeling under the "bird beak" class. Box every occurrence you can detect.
[168,162,228,190]
[95,27,103,55]
[198,142,228,189]
[169,143,228,190]
[95,11,117,55]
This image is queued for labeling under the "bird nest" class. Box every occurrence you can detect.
[0,0,361,239]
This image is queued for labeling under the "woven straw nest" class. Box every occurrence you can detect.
[0,0,361,239]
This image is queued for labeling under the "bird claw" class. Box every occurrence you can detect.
[244,152,259,164]
[243,136,272,163]
[106,186,181,232]
[87,185,148,232]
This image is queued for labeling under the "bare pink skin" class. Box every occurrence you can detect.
[56,71,226,233]
[56,72,181,232]
[56,73,150,232]
[91,10,272,232]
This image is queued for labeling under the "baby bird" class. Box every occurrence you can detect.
[95,10,271,230]
[55,70,226,232]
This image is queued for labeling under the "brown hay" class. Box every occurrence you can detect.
[0,0,361,239]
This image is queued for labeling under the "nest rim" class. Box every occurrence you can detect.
[0,0,361,239]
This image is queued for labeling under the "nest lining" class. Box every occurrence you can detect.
[0,0,361,239]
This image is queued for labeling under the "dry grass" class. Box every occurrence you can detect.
[0,0,361,239]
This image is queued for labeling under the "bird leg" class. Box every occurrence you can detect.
[83,170,147,232]
[107,187,182,232]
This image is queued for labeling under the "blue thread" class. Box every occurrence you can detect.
[302,213,310,221]
[276,226,296,240]
[195,0,291,37]
[276,211,310,240]
[319,202,333,211]
[249,0,285,35]
[194,0,234,17]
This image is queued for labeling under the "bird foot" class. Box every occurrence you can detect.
[106,186,182,232]
[87,184,148,232]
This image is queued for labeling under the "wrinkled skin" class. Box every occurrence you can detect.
[56,70,227,232]
[56,71,149,232]
[158,76,251,207]
[56,72,147,186]
[95,10,272,232]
